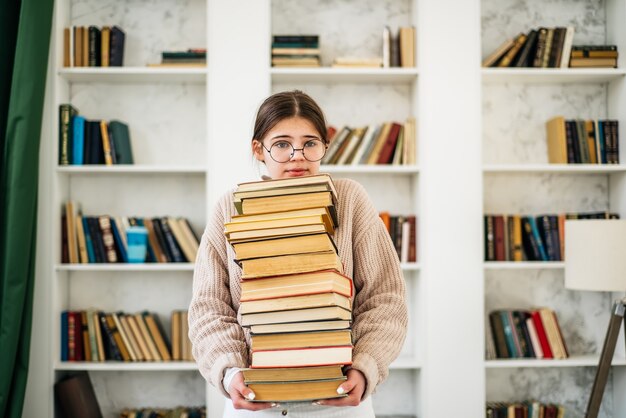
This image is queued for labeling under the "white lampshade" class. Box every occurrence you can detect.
[564,220,626,292]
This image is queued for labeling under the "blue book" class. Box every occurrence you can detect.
[110,218,128,263]
[60,311,68,361]
[528,217,548,261]
[597,120,607,164]
[82,217,95,263]
[135,218,155,262]
[499,311,518,358]
[71,115,85,165]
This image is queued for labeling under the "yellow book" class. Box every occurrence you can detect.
[241,292,351,315]
[233,232,336,261]
[100,120,114,165]
[546,116,568,164]
[240,250,343,279]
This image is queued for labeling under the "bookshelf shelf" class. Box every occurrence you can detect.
[401,262,421,271]
[481,68,626,84]
[270,67,419,84]
[54,361,199,371]
[485,355,626,369]
[57,67,207,84]
[321,165,419,174]
[483,164,626,174]
[483,262,564,270]
[55,263,195,272]
[56,165,207,175]
[390,357,421,369]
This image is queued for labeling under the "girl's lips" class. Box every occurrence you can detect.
[285,169,308,176]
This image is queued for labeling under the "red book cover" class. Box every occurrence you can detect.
[74,311,84,361]
[494,215,506,261]
[68,311,76,361]
[407,215,417,262]
[530,310,553,358]
[376,122,402,164]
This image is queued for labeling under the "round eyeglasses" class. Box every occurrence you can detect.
[262,139,327,163]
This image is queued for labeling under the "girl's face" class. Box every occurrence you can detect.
[252,116,325,179]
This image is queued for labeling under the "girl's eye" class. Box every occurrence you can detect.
[274,141,291,149]
[305,140,321,148]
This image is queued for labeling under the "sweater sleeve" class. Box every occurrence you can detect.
[349,185,408,399]
[188,193,248,398]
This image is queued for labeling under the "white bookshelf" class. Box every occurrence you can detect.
[58,67,207,84]
[481,0,626,415]
[54,362,199,371]
[482,67,626,84]
[30,0,626,417]
[485,356,626,369]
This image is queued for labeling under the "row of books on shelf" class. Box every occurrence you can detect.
[60,310,192,362]
[62,201,200,264]
[120,407,206,418]
[382,26,416,68]
[484,212,620,262]
[148,49,207,68]
[63,25,125,67]
[546,117,619,165]
[227,174,351,402]
[271,35,321,67]
[486,308,569,360]
[380,212,417,263]
[484,25,618,69]
[59,104,134,165]
[54,371,205,418]
[323,118,416,166]
[486,401,565,418]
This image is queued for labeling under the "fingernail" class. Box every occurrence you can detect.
[271,403,277,407]
[245,391,256,401]
[337,386,345,394]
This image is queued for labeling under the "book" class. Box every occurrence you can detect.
[241,292,351,315]
[143,312,172,361]
[251,345,352,368]
[250,320,351,335]
[226,207,335,236]
[482,38,515,67]
[241,305,352,327]
[240,269,352,301]
[232,232,337,261]
[228,222,328,244]
[546,116,568,164]
[107,120,134,164]
[241,365,344,383]
[240,191,336,220]
[233,183,335,215]
[54,372,103,418]
[251,329,352,351]
[240,250,343,279]
[247,378,347,402]
[59,104,78,165]
[109,26,125,66]
[236,173,337,195]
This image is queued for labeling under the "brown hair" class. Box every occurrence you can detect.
[252,90,328,146]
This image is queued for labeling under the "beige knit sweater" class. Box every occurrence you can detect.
[188,178,408,399]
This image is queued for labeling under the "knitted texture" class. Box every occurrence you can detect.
[188,178,408,399]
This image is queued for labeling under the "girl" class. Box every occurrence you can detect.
[189,90,408,417]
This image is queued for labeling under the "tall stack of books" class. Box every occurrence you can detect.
[224,174,353,402]
[271,35,320,67]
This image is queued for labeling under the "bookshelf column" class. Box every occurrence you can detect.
[206,1,270,416]
[206,0,271,208]
[418,0,484,416]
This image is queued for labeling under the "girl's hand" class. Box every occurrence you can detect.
[227,372,276,411]
[314,368,366,407]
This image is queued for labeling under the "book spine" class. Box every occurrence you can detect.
[98,216,119,263]
[160,217,186,262]
[86,217,106,263]
[59,104,76,165]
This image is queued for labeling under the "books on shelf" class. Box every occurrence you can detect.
[484,212,620,262]
[379,212,417,263]
[546,116,620,164]
[486,308,569,360]
[63,25,125,67]
[59,104,134,166]
[271,35,321,67]
[225,174,352,402]
[322,118,417,166]
[483,26,577,68]
[60,310,191,363]
[60,201,200,264]
[120,407,206,418]
[486,401,566,418]
[147,48,207,68]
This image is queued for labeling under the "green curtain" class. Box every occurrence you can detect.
[0,0,55,416]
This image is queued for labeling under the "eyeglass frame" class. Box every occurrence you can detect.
[260,139,329,163]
